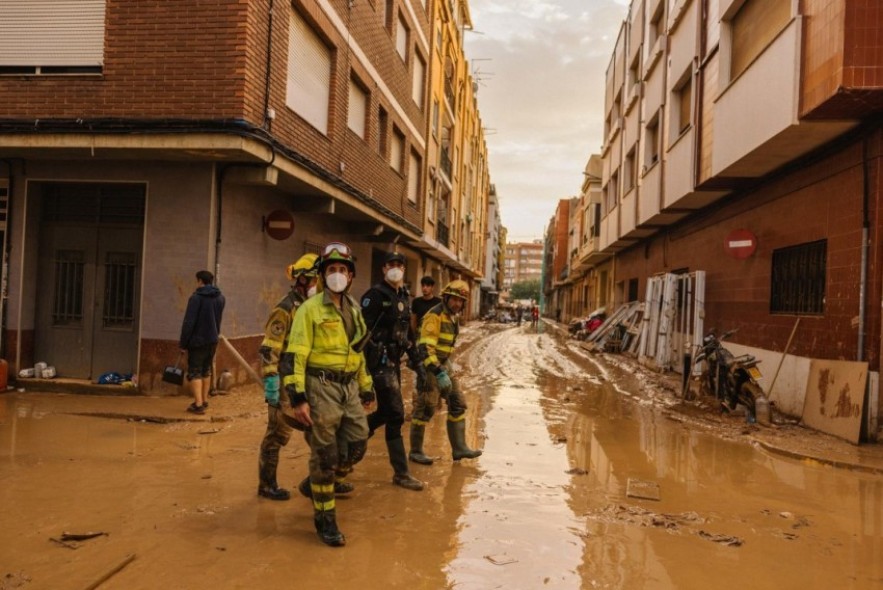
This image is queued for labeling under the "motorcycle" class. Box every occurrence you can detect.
[693,329,766,421]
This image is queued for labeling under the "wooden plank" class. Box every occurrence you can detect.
[802,359,868,444]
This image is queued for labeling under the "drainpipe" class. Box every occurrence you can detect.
[858,137,870,361]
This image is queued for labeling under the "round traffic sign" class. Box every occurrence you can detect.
[263,210,295,241]
[724,228,757,259]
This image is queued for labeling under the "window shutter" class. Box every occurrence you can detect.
[412,56,425,107]
[391,130,404,173]
[396,14,408,61]
[407,152,420,203]
[287,11,331,135]
[348,79,367,138]
[0,0,106,66]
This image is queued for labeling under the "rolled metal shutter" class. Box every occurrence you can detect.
[0,0,106,67]
[286,10,331,135]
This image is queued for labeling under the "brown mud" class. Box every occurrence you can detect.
[1,322,882,589]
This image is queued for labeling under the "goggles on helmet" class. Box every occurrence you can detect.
[322,242,352,259]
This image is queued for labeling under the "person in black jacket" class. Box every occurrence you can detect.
[179,270,225,414]
[360,252,424,491]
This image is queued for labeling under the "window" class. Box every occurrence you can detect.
[730,0,790,79]
[628,54,641,99]
[287,11,332,134]
[645,112,660,168]
[623,148,637,193]
[413,54,426,108]
[390,126,405,173]
[53,250,85,325]
[378,107,389,156]
[592,203,601,237]
[396,13,409,62]
[431,99,440,137]
[0,0,106,74]
[606,171,619,213]
[628,278,639,302]
[771,240,826,315]
[347,77,368,139]
[649,2,665,49]
[407,150,421,203]
[673,70,692,136]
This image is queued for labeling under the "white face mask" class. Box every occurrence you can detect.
[307,285,318,298]
[325,272,349,293]
[385,267,404,284]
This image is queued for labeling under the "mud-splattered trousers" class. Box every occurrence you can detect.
[304,372,370,509]
[411,358,468,425]
[257,290,303,490]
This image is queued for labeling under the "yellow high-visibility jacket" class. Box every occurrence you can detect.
[283,290,372,395]
[258,288,305,376]
[418,302,459,371]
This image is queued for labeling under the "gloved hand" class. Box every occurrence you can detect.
[263,374,280,405]
[359,389,376,405]
[435,370,452,393]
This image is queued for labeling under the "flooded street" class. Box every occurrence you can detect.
[2,323,883,589]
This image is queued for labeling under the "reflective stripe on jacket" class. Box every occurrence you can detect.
[418,302,459,369]
[283,290,372,394]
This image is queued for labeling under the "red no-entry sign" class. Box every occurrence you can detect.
[724,228,757,259]
[263,210,295,241]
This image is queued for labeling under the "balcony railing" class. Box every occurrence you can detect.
[440,147,452,179]
[437,221,450,248]
[444,77,456,111]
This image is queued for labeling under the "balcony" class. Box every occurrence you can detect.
[439,147,453,179]
[712,17,856,180]
[444,77,456,112]
[437,221,450,248]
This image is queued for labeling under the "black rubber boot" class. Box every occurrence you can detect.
[314,509,346,547]
[447,419,482,460]
[298,476,355,498]
[257,453,290,500]
[387,437,424,491]
[409,423,434,465]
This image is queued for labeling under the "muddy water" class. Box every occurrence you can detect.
[1,324,883,589]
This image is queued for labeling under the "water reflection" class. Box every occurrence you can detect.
[446,383,584,589]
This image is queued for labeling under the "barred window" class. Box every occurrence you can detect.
[770,239,826,315]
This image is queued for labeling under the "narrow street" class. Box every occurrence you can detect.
[2,323,883,589]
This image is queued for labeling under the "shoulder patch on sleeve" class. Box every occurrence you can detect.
[362,296,372,308]
[269,319,286,337]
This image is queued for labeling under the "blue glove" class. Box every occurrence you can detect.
[435,370,452,393]
[263,374,280,405]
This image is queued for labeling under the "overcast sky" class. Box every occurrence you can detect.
[465,0,630,243]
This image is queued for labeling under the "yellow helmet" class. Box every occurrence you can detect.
[441,280,470,301]
[286,253,319,281]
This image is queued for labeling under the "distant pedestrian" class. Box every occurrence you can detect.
[410,275,441,335]
[179,270,225,414]
[531,306,539,330]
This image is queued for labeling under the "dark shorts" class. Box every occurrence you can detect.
[187,343,217,379]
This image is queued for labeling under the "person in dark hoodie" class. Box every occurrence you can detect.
[179,270,226,414]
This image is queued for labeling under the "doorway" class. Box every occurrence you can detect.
[34,183,145,379]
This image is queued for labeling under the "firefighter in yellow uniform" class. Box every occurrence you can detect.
[256,253,318,500]
[283,242,374,547]
[409,280,482,464]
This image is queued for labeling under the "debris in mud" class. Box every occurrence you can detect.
[773,531,799,541]
[555,435,568,443]
[565,467,588,475]
[626,478,660,501]
[1,571,31,589]
[61,531,108,541]
[698,530,744,546]
[588,504,705,535]
[49,531,108,549]
[198,428,221,435]
[84,553,136,590]
[484,554,518,566]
